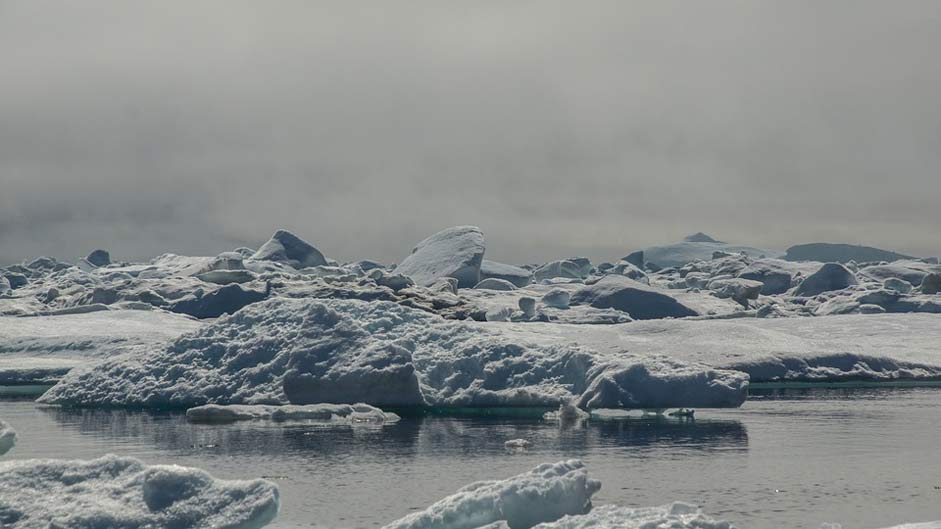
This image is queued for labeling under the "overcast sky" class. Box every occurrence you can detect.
[2,1,939,265]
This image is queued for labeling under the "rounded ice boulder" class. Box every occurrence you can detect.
[394,226,486,288]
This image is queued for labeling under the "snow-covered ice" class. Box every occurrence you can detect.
[0,309,202,385]
[39,297,748,410]
[0,454,279,528]
[382,460,600,529]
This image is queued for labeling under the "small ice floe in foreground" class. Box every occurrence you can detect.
[0,454,280,528]
[504,438,532,450]
[0,419,16,456]
[668,408,696,418]
[382,460,733,529]
[185,403,399,424]
[382,460,600,529]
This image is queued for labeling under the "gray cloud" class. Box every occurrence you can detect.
[2,1,940,266]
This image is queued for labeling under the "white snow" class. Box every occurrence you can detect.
[40,298,748,410]
[395,226,487,288]
[0,454,279,528]
[531,503,731,529]
[0,419,16,456]
[878,523,941,529]
[382,460,600,529]
[185,403,399,423]
[0,309,203,385]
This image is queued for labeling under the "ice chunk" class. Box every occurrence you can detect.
[251,229,327,268]
[0,419,16,456]
[480,260,533,288]
[922,273,941,294]
[395,226,486,288]
[640,241,778,268]
[186,403,399,424]
[168,283,268,319]
[531,502,731,529]
[382,460,600,529]
[85,249,111,267]
[570,276,698,319]
[534,259,591,282]
[577,360,748,410]
[0,454,279,528]
[541,289,571,309]
[474,278,518,291]
[503,439,531,449]
[793,263,857,296]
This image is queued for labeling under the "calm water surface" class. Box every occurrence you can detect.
[2,387,940,529]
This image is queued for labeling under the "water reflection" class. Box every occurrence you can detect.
[37,406,747,457]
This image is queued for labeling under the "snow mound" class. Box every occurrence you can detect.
[250,229,327,269]
[39,298,748,410]
[186,403,399,424]
[532,502,731,529]
[0,454,279,528]
[382,460,599,529]
[395,226,486,288]
[0,419,16,456]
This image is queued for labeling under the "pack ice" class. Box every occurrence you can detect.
[0,454,279,528]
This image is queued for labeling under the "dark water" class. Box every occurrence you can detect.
[2,387,940,529]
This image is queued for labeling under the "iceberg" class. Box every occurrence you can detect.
[0,454,279,528]
[382,460,600,529]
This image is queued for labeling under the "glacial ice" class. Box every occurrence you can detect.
[0,454,279,528]
[0,419,16,456]
[382,460,600,529]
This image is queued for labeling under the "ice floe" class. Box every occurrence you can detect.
[39,297,748,410]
